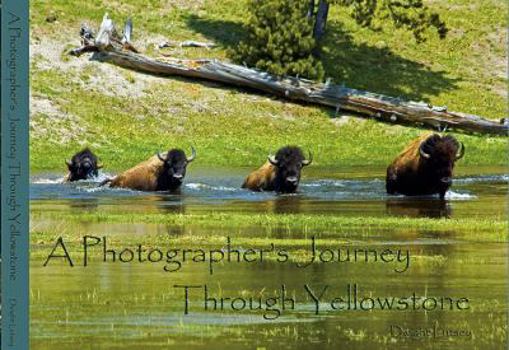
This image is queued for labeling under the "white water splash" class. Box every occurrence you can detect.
[445,190,476,200]
[455,174,509,184]
[31,177,65,184]
[93,172,115,183]
[302,178,384,188]
[301,180,345,188]
[185,182,238,192]
[83,186,108,193]
[31,172,114,185]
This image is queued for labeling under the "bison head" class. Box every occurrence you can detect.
[157,147,196,189]
[268,146,312,193]
[65,148,102,182]
[419,134,464,188]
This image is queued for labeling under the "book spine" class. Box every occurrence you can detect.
[1,0,29,349]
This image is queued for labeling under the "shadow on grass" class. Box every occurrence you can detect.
[320,22,459,102]
[185,14,246,49]
[185,16,459,103]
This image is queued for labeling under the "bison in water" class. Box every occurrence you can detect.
[242,146,312,193]
[64,148,102,182]
[100,147,196,192]
[386,133,465,199]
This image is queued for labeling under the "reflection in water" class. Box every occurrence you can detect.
[67,198,100,211]
[30,242,507,349]
[164,223,186,237]
[267,195,303,214]
[153,194,186,214]
[29,167,508,349]
[385,199,452,218]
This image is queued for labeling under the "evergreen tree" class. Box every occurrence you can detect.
[330,0,448,42]
[234,0,447,80]
[233,0,325,80]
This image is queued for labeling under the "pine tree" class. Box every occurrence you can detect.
[330,0,448,42]
[233,0,447,80]
[233,0,325,80]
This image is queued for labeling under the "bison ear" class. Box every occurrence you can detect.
[268,155,278,166]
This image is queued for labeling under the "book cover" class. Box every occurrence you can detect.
[2,0,508,349]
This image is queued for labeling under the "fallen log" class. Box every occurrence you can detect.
[70,13,508,136]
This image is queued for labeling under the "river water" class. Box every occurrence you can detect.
[29,166,508,349]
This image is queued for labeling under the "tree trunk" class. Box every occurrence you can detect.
[70,14,508,137]
[313,0,330,41]
[307,0,316,19]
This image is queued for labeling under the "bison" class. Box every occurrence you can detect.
[64,148,102,182]
[242,146,312,193]
[100,147,196,192]
[386,133,465,199]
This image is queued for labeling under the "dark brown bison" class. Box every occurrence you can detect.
[64,148,102,182]
[386,133,465,199]
[242,146,312,193]
[100,147,195,192]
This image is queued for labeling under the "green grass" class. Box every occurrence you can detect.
[30,0,508,172]
[30,211,507,243]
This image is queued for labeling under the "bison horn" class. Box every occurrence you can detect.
[455,142,465,160]
[65,159,72,167]
[268,155,278,166]
[419,144,431,159]
[157,151,166,162]
[187,146,196,162]
[97,162,104,169]
[302,151,313,166]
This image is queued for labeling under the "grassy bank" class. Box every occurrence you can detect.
[30,0,507,171]
[31,211,507,243]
